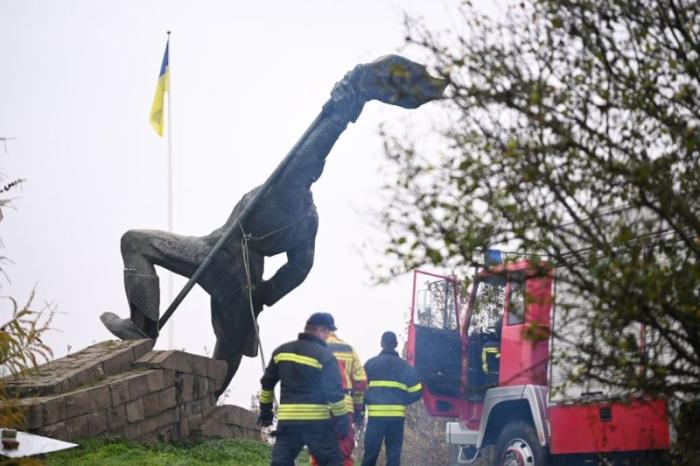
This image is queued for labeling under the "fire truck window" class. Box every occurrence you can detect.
[415,279,459,331]
[507,280,525,326]
[469,275,506,335]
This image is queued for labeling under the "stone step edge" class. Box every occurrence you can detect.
[2,339,154,397]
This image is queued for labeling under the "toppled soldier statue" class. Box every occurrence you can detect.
[101,55,446,393]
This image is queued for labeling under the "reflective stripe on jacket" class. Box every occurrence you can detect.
[364,348,422,420]
[327,332,368,411]
[259,332,349,423]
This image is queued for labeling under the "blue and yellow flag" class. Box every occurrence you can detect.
[149,39,169,136]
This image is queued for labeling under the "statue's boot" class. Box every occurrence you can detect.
[100,272,160,340]
[100,312,150,340]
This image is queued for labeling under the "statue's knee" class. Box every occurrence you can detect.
[121,230,147,256]
[213,341,241,363]
[212,342,229,362]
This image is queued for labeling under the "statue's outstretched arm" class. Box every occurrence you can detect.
[269,79,364,195]
[272,56,447,195]
[256,236,316,307]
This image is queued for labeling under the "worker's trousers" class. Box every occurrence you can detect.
[271,421,343,466]
[311,414,355,466]
[361,419,404,466]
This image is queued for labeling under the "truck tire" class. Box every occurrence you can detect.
[494,420,548,466]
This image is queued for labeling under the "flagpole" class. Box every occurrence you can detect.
[166,30,175,350]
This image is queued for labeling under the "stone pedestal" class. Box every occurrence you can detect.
[2,340,261,443]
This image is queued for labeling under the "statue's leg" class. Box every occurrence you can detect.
[212,338,244,398]
[210,294,257,397]
[120,230,164,339]
[102,229,208,340]
[208,251,264,396]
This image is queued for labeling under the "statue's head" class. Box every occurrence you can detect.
[354,55,447,108]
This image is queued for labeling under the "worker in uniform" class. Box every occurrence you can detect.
[310,319,368,466]
[361,331,422,466]
[481,316,502,387]
[258,312,351,466]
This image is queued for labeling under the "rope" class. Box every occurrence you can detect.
[242,211,306,242]
[239,222,268,375]
[238,221,283,414]
[238,215,311,424]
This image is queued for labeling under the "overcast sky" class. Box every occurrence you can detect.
[0,0,499,407]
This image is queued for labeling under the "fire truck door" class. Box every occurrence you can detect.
[407,270,466,418]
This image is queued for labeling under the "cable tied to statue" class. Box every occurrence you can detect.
[238,219,299,412]
[239,225,277,416]
[239,227,267,374]
[237,217,302,372]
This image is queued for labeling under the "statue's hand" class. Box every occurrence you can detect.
[353,55,447,109]
[323,74,365,124]
[252,280,271,308]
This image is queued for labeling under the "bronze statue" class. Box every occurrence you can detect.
[101,55,446,393]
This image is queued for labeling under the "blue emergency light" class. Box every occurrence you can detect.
[485,249,503,265]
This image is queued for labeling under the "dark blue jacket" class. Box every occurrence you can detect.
[260,333,348,423]
[364,348,423,420]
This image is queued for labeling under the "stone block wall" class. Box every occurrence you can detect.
[3,340,261,443]
[200,405,261,441]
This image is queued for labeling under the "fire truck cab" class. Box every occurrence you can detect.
[406,260,670,466]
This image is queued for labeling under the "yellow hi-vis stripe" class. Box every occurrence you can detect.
[341,394,353,411]
[259,389,274,404]
[369,380,423,393]
[369,380,407,390]
[278,404,330,421]
[329,399,349,416]
[481,347,500,372]
[273,352,322,369]
[332,351,355,362]
[407,382,422,393]
[367,404,407,417]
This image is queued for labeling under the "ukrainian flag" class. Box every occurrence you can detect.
[149,39,169,136]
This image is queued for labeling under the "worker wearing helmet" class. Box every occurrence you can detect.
[258,312,350,466]
[310,319,368,466]
[361,331,422,466]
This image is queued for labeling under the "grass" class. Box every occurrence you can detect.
[45,437,310,466]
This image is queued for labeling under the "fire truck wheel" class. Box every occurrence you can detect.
[495,420,548,466]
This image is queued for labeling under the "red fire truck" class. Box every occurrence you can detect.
[406,259,671,466]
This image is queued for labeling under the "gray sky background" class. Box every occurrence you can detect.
[0,0,498,407]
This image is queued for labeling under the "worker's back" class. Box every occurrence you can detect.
[258,315,351,466]
[361,331,422,466]
[327,332,368,410]
[364,349,422,418]
[261,333,346,423]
